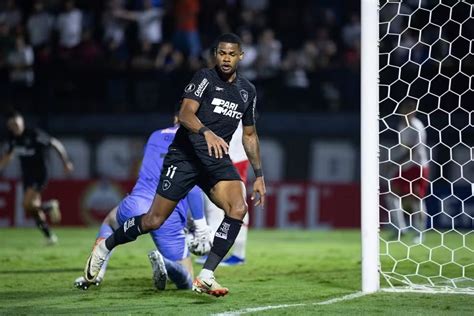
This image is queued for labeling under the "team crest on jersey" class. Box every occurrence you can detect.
[240,89,248,102]
[162,180,171,191]
[184,83,196,92]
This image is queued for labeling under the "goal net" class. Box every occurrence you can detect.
[378,0,473,294]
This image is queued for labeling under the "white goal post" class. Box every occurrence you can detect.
[361,0,380,294]
[362,0,474,294]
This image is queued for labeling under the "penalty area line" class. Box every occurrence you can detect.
[212,291,367,316]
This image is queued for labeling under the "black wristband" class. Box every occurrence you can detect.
[198,126,210,135]
[254,168,263,178]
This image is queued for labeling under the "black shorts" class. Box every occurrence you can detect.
[156,147,242,201]
[22,175,48,192]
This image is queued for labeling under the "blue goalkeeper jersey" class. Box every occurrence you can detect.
[128,125,204,220]
[132,125,178,200]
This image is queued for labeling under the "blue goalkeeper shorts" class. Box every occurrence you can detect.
[116,195,190,261]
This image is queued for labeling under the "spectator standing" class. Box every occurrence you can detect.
[257,28,281,79]
[239,29,257,81]
[56,0,83,50]
[0,0,22,31]
[102,0,128,64]
[7,35,34,87]
[114,0,164,50]
[173,0,201,61]
[27,1,54,48]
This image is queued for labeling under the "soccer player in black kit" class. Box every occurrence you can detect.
[0,111,74,245]
[84,33,266,297]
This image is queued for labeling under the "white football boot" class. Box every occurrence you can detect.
[148,250,168,290]
[74,275,103,290]
[84,239,109,282]
[192,276,229,297]
[45,233,58,246]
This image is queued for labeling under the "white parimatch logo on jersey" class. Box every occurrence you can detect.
[211,98,243,119]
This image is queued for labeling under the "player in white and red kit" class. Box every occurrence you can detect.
[202,121,249,266]
[385,100,429,243]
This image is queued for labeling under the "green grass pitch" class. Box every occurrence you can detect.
[0,228,472,315]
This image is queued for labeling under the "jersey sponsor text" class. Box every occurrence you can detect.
[211,98,243,119]
[194,78,209,97]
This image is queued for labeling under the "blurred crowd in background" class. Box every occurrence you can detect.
[0,0,361,114]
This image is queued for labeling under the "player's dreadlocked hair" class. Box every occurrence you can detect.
[213,33,242,54]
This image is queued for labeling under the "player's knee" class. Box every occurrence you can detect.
[228,202,247,220]
[23,201,38,213]
[142,213,165,231]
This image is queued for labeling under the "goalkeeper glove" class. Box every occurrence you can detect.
[187,218,213,256]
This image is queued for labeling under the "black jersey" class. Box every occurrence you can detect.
[6,128,52,179]
[173,67,258,151]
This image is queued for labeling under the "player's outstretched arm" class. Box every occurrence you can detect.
[179,98,229,159]
[50,137,74,174]
[242,125,266,207]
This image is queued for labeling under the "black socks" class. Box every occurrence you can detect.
[105,215,146,250]
[203,215,243,271]
[33,214,51,238]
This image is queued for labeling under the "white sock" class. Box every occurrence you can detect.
[199,268,214,279]
[99,239,110,254]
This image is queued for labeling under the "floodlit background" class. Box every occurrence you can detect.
[0,0,362,228]
[0,0,473,314]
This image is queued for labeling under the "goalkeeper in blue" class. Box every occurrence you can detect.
[75,120,213,290]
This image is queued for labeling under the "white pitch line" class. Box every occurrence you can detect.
[213,292,367,316]
[313,292,367,305]
[212,303,306,316]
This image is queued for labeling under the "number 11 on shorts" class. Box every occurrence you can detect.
[166,165,177,179]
